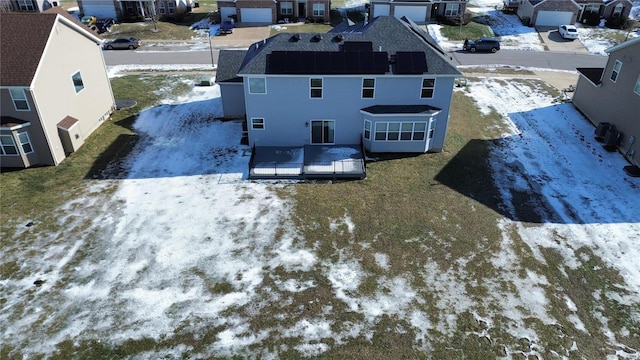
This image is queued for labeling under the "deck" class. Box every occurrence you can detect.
[248,145,366,180]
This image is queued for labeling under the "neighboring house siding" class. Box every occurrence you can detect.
[220,83,245,117]
[369,1,467,23]
[516,0,535,21]
[245,75,455,151]
[236,0,276,22]
[532,0,578,25]
[0,90,49,167]
[30,19,115,165]
[573,40,640,167]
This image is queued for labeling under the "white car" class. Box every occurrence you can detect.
[558,25,578,40]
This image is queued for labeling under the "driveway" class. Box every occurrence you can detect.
[536,26,589,54]
[210,24,272,48]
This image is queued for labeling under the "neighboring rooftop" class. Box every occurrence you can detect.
[577,67,604,85]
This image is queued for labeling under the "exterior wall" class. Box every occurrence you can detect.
[573,43,640,166]
[529,0,579,26]
[220,83,246,118]
[236,0,276,22]
[30,19,115,165]
[0,89,51,167]
[601,0,632,18]
[245,75,456,153]
[516,0,534,21]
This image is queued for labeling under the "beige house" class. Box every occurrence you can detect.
[573,37,640,169]
[0,9,115,168]
[517,0,580,26]
[216,0,331,24]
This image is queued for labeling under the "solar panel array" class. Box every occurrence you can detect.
[342,41,373,52]
[267,51,390,74]
[394,51,428,74]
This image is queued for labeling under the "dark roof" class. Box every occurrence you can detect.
[237,16,461,77]
[1,116,30,128]
[361,104,442,115]
[529,0,545,5]
[0,9,101,87]
[57,116,79,130]
[216,49,248,83]
[577,67,604,85]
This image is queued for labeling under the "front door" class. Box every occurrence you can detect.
[311,120,334,144]
[298,3,306,18]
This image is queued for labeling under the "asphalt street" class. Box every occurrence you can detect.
[103,45,607,72]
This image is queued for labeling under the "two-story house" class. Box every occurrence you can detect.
[76,0,193,21]
[216,16,462,178]
[575,0,633,24]
[0,9,115,168]
[1,0,58,12]
[216,0,330,24]
[572,37,640,172]
[369,0,469,24]
[516,0,580,26]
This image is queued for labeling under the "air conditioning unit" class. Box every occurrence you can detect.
[594,122,611,142]
[603,128,622,150]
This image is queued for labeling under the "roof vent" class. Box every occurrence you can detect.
[332,34,344,42]
[311,34,323,42]
[290,33,301,42]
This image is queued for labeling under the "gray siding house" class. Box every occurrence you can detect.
[216,16,461,178]
[517,0,580,26]
[573,37,640,170]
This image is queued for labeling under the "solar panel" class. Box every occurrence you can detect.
[343,41,373,52]
[267,50,389,74]
[394,51,427,74]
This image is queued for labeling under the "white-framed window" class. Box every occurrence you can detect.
[634,75,640,95]
[168,2,175,13]
[311,120,334,144]
[374,121,427,141]
[312,3,325,17]
[72,71,84,93]
[612,3,623,17]
[586,4,600,13]
[17,132,33,154]
[9,89,29,111]
[251,118,265,130]
[310,78,322,98]
[611,60,622,82]
[364,120,371,140]
[444,3,459,16]
[0,135,18,155]
[248,77,266,94]
[17,0,35,11]
[158,2,166,14]
[421,78,435,98]
[281,1,293,15]
[362,78,375,98]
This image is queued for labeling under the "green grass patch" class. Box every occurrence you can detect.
[440,19,494,41]
[270,23,333,36]
[104,12,211,40]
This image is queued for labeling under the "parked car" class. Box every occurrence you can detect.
[558,24,578,40]
[80,15,97,26]
[102,37,141,50]
[463,38,500,53]
[219,19,234,34]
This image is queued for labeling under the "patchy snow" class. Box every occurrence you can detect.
[107,64,215,77]
[2,72,640,358]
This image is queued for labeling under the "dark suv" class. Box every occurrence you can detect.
[463,38,501,53]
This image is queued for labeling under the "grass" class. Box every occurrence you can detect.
[2,77,639,358]
[440,18,494,41]
[270,23,333,36]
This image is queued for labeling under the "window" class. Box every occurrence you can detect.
[310,78,322,98]
[635,75,640,95]
[251,118,265,130]
[362,78,375,98]
[611,60,622,82]
[0,135,18,155]
[168,2,175,13]
[17,0,35,11]
[586,4,600,13]
[281,1,293,15]
[373,121,428,141]
[17,132,33,154]
[311,120,334,144]
[9,89,29,111]
[612,3,623,17]
[248,77,266,94]
[312,3,325,17]
[364,120,371,140]
[421,78,435,98]
[158,2,166,14]
[72,71,84,93]
[444,3,459,16]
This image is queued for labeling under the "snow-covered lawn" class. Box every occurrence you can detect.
[2,76,639,358]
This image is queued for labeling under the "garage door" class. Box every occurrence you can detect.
[373,4,389,17]
[393,5,427,23]
[241,8,272,23]
[220,7,236,21]
[535,10,573,26]
[82,4,117,19]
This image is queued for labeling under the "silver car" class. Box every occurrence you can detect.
[103,37,141,50]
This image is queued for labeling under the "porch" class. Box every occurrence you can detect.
[248,145,366,180]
